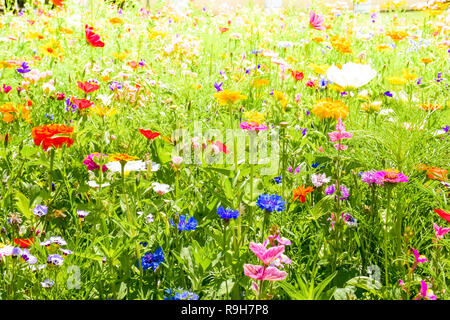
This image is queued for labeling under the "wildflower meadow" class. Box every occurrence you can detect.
[0,0,449,301]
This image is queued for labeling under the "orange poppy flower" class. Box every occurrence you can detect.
[31,124,74,151]
[426,167,448,181]
[293,185,314,203]
[14,238,34,248]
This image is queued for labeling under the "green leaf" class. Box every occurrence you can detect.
[279,281,306,300]
[15,191,32,220]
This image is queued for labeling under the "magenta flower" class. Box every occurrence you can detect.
[239,122,268,131]
[361,170,385,186]
[309,11,326,31]
[433,223,450,241]
[249,242,285,265]
[414,281,437,300]
[83,153,108,172]
[329,118,352,150]
[376,169,409,184]
[411,248,428,272]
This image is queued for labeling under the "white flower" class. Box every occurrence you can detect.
[87,180,110,188]
[152,182,173,195]
[311,173,331,188]
[105,161,160,173]
[326,62,377,88]
[145,214,154,224]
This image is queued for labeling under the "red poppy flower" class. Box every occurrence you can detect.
[77,80,99,93]
[434,209,450,222]
[291,70,304,81]
[85,25,105,48]
[32,124,74,151]
[71,97,94,109]
[51,0,64,6]
[14,238,34,248]
[210,141,229,154]
[139,129,160,140]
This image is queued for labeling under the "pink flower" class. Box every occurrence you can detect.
[3,84,12,93]
[415,281,437,300]
[412,248,428,264]
[83,153,108,172]
[244,264,287,281]
[333,144,348,150]
[328,118,353,142]
[433,223,450,241]
[377,169,409,184]
[295,93,302,103]
[249,242,285,265]
[309,11,326,31]
[239,122,268,131]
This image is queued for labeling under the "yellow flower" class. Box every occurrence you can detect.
[40,39,64,58]
[312,99,349,120]
[213,90,247,106]
[109,153,138,163]
[376,44,392,52]
[59,27,73,34]
[112,51,131,61]
[109,17,124,24]
[309,63,329,75]
[362,101,382,112]
[26,31,44,40]
[401,69,417,81]
[251,78,270,88]
[244,110,265,124]
[272,90,288,110]
[420,58,433,64]
[387,77,407,85]
[91,105,118,117]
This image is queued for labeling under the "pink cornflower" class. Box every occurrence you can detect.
[83,153,108,172]
[433,223,450,241]
[239,122,268,131]
[309,11,326,31]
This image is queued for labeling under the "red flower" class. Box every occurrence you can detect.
[212,141,229,154]
[127,61,138,69]
[434,209,450,223]
[32,124,74,151]
[51,0,64,7]
[71,97,94,109]
[77,81,99,93]
[305,80,315,87]
[139,129,160,140]
[219,27,229,33]
[291,70,304,81]
[85,25,105,48]
[293,185,314,203]
[14,238,34,248]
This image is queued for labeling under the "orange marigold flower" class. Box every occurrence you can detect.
[386,30,409,41]
[31,124,74,151]
[108,153,138,163]
[213,90,247,106]
[312,99,349,120]
[293,185,314,203]
[419,104,443,111]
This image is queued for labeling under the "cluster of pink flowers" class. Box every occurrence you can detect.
[328,118,353,150]
[83,153,108,172]
[244,234,291,293]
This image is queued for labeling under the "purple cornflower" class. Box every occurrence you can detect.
[416,77,422,85]
[139,59,146,67]
[65,97,77,112]
[384,91,393,97]
[435,73,443,83]
[324,184,349,200]
[33,205,48,217]
[171,214,197,231]
[17,62,31,74]
[109,81,123,91]
[214,82,223,92]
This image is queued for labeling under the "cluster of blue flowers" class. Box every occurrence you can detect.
[164,288,199,300]
[256,194,285,213]
[140,246,164,272]
[170,215,197,231]
[217,207,239,221]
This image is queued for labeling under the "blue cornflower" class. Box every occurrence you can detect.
[256,194,285,213]
[251,50,262,54]
[217,206,239,220]
[140,246,164,271]
[311,163,320,168]
[214,82,223,92]
[45,113,54,121]
[273,176,282,184]
[442,125,449,134]
[164,288,199,300]
[17,62,31,74]
[171,214,197,231]
[384,91,393,97]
